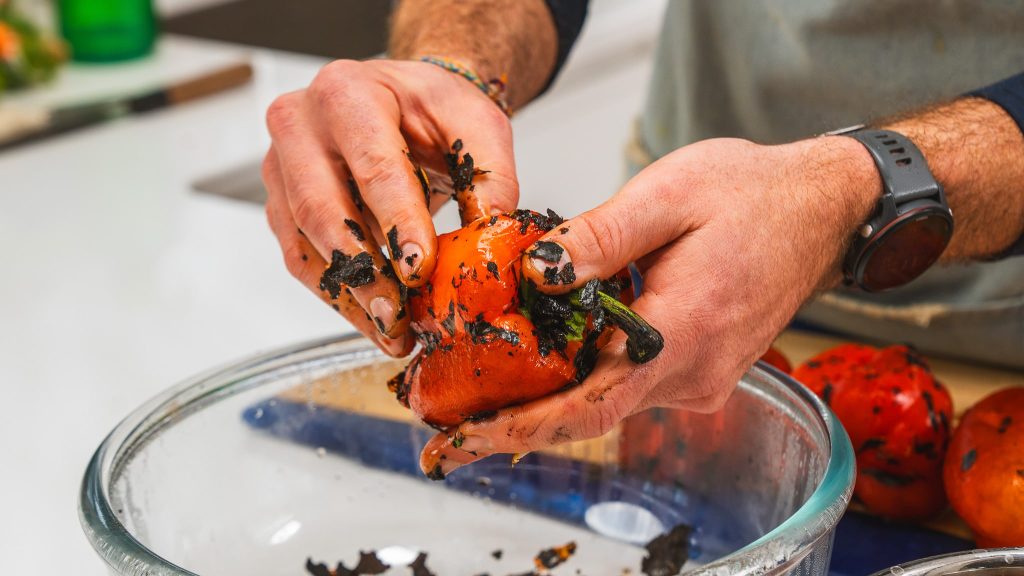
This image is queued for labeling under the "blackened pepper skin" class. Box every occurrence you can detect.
[641,524,692,576]
[319,250,376,298]
[344,219,365,241]
[387,226,403,260]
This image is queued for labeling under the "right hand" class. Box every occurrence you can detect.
[262,59,518,356]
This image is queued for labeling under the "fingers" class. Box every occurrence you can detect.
[418,231,752,478]
[263,149,412,356]
[370,60,519,225]
[520,173,696,294]
[311,61,439,286]
[265,90,414,344]
[426,75,519,223]
[419,336,667,477]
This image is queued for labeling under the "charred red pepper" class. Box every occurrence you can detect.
[389,209,663,429]
[793,344,954,520]
[759,346,792,374]
[944,387,1024,547]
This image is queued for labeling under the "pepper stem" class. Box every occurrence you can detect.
[597,291,664,364]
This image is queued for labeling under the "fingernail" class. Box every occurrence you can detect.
[527,241,575,286]
[440,455,463,477]
[398,242,423,280]
[378,333,406,357]
[370,297,397,335]
[456,434,492,454]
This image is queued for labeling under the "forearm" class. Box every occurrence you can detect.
[881,98,1024,261]
[389,0,558,109]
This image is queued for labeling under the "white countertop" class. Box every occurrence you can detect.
[0,1,664,571]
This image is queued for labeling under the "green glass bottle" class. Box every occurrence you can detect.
[58,0,156,62]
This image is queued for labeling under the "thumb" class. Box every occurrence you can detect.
[520,188,690,294]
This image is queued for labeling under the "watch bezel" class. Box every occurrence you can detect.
[849,202,954,292]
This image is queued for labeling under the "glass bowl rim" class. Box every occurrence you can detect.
[79,333,855,576]
[869,548,1024,576]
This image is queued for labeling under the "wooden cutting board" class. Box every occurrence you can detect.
[286,329,1022,540]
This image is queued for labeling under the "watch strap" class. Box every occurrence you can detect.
[847,130,943,204]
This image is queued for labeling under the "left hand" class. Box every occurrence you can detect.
[420,136,881,476]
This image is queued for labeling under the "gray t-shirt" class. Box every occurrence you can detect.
[636,1,1024,368]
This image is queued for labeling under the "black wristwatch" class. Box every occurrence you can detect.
[828,126,954,292]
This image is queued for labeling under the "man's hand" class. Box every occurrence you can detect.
[420,95,1024,477]
[419,136,882,474]
[263,60,518,356]
[262,0,556,357]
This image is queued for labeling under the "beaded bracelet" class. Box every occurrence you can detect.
[419,55,510,116]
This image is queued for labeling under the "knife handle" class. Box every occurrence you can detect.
[169,62,254,104]
[130,62,254,113]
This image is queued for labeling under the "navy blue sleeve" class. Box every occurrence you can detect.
[540,0,590,94]
[967,71,1024,258]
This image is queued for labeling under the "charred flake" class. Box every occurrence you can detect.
[417,330,443,355]
[464,313,521,346]
[511,208,562,234]
[529,241,564,263]
[467,410,498,422]
[344,218,366,241]
[319,250,376,297]
[387,369,411,407]
[387,226,403,260]
[380,257,399,281]
[445,139,489,192]
[573,310,606,383]
[542,262,576,285]
[347,178,364,212]
[535,542,577,571]
[486,261,500,280]
[441,300,457,337]
[353,551,389,575]
[410,553,437,576]
[641,524,692,576]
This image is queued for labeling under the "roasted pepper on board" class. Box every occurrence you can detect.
[944,387,1024,547]
[793,344,953,520]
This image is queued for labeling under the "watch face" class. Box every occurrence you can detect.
[859,208,953,291]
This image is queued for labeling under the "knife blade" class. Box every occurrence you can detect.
[0,62,253,152]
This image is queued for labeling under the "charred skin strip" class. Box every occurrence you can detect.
[319,250,376,298]
[344,218,365,241]
[386,226,403,260]
[641,524,691,576]
[572,308,606,383]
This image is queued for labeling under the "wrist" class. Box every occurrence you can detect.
[413,54,510,115]
[789,135,883,289]
[882,98,1024,260]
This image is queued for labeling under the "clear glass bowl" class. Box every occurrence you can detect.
[80,334,854,575]
[871,548,1024,576]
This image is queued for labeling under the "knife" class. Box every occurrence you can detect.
[0,62,254,152]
